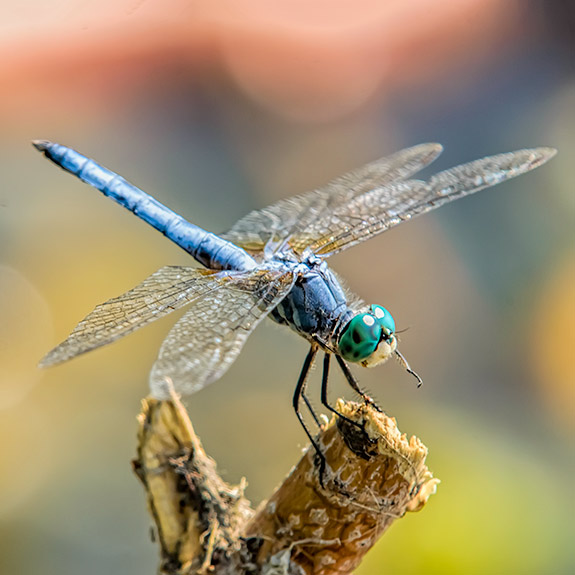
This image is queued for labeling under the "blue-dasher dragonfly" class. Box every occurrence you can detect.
[35,140,555,460]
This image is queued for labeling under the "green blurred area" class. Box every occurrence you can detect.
[1,2,574,574]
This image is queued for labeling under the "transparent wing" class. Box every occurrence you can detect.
[220,143,443,254]
[149,267,295,398]
[40,266,225,366]
[297,147,556,257]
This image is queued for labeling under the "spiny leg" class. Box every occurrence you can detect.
[296,341,323,427]
[335,355,382,412]
[302,390,322,428]
[292,346,326,477]
[320,354,363,429]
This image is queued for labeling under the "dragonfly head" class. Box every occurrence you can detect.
[338,305,397,368]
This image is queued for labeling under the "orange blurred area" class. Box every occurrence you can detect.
[0,1,573,574]
[4,0,514,124]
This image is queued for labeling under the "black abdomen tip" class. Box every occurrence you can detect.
[32,140,52,152]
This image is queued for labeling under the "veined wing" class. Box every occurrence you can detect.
[40,266,231,366]
[295,147,556,257]
[149,267,295,398]
[220,143,443,254]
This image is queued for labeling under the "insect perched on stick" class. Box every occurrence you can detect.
[35,140,555,466]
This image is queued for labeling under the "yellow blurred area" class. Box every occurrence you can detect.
[532,257,575,425]
[0,1,573,574]
[356,407,572,575]
[0,266,52,409]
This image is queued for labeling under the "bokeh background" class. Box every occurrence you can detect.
[1,1,573,574]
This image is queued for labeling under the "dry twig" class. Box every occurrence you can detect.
[133,396,438,575]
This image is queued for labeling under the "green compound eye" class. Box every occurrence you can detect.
[338,313,382,362]
[370,305,395,337]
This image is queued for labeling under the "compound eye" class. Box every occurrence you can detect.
[370,305,395,337]
[338,313,382,362]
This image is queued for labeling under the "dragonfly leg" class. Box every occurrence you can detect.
[302,390,322,428]
[293,345,326,480]
[335,355,383,412]
[320,354,363,429]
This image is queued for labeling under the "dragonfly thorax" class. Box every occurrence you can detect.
[337,305,397,368]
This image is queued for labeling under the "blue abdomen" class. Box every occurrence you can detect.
[33,141,256,272]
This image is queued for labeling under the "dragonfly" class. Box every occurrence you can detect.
[35,140,555,462]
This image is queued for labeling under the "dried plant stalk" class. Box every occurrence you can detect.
[133,396,438,575]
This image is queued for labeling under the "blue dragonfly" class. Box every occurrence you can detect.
[35,140,555,460]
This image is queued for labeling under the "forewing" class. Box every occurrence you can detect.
[220,143,442,254]
[40,266,223,366]
[149,268,295,398]
[300,147,556,257]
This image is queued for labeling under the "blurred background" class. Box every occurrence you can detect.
[0,1,573,573]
